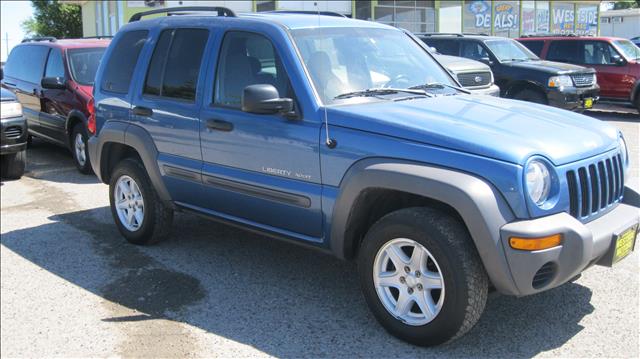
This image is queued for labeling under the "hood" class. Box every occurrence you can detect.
[329,95,618,166]
[435,55,490,73]
[504,60,595,74]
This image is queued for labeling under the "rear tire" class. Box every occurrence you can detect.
[358,207,488,346]
[71,123,92,174]
[1,150,26,179]
[514,89,547,105]
[109,158,173,245]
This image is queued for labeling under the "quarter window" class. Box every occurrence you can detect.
[214,32,291,108]
[143,28,209,101]
[45,48,65,78]
[101,30,148,94]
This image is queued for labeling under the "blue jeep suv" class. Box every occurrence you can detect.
[89,7,639,346]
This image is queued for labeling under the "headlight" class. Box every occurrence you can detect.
[619,135,629,170]
[0,101,22,119]
[548,75,573,88]
[526,160,551,206]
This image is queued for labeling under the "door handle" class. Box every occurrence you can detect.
[133,106,153,117]
[206,119,234,132]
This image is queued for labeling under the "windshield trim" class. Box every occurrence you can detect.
[66,47,107,86]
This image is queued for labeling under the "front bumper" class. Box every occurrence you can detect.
[547,84,600,111]
[1,116,28,155]
[499,187,639,296]
[469,84,500,97]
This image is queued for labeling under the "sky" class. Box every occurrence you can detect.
[1,0,34,62]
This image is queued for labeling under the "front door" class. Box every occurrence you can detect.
[579,40,630,99]
[198,30,323,240]
[39,48,69,145]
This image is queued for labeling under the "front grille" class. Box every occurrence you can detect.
[571,73,595,87]
[532,262,556,289]
[566,154,624,219]
[457,71,492,88]
[3,126,22,139]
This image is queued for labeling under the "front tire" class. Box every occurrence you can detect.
[109,158,173,245]
[71,123,92,174]
[358,207,488,346]
[0,150,26,179]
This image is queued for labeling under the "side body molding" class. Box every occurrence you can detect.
[329,158,520,295]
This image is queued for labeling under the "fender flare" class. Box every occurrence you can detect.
[65,110,88,144]
[329,158,520,295]
[504,79,545,98]
[90,121,172,202]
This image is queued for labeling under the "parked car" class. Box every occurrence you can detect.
[406,31,500,96]
[418,33,600,111]
[1,87,27,179]
[90,8,638,347]
[518,36,640,112]
[1,37,110,173]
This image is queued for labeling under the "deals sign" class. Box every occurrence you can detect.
[493,2,519,31]
[468,0,491,30]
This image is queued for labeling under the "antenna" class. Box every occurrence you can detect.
[315,2,337,149]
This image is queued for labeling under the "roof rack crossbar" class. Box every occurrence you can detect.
[82,36,114,39]
[21,36,57,43]
[415,33,464,37]
[266,10,347,18]
[129,6,236,22]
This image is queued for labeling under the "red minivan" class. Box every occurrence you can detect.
[1,37,110,173]
[518,36,640,112]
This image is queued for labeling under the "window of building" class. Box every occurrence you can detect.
[256,1,276,12]
[551,2,575,34]
[215,32,290,108]
[143,29,209,101]
[355,0,372,21]
[374,1,435,33]
[492,1,519,38]
[102,30,148,94]
[438,1,462,33]
[463,0,491,34]
[536,1,550,33]
[521,1,536,35]
[44,48,65,78]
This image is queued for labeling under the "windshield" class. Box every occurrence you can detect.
[67,48,106,86]
[291,27,456,105]
[485,39,539,62]
[613,40,640,60]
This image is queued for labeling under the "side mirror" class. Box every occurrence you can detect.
[479,57,494,66]
[612,55,626,66]
[242,84,293,115]
[41,76,66,89]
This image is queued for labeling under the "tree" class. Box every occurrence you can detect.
[612,0,640,9]
[22,0,82,39]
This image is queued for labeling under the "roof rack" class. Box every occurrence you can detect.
[82,36,113,39]
[520,33,592,38]
[266,10,347,18]
[129,6,236,22]
[21,36,57,43]
[416,33,465,37]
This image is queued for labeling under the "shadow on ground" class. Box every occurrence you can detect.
[1,204,595,357]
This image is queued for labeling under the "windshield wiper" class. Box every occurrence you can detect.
[409,82,471,94]
[334,87,432,100]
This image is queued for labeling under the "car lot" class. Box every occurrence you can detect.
[1,109,638,358]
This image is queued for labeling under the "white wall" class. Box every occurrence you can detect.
[165,1,253,13]
[277,1,351,15]
[599,10,640,39]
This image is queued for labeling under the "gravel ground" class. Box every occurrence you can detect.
[1,109,638,358]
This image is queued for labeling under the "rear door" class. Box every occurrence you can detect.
[198,29,323,240]
[39,47,69,144]
[130,27,210,204]
[1,45,49,136]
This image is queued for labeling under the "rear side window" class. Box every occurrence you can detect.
[45,48,65,78]
[102,30,148,94]
[4,45,49,84]
[143,28,209,101]
[520,40,544,56]
[547,41,580,63]
[420,38,460,56]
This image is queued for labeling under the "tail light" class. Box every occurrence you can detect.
[87,98,96,135]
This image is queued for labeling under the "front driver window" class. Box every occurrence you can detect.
[214,32,291,109]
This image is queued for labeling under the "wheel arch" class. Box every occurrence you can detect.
[329,158,519,295]
[65,110,87,147]
[504,80,546,100]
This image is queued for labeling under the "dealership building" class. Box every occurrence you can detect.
[72,1,602,38]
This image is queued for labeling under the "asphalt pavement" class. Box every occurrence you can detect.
[1,108,638,358]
